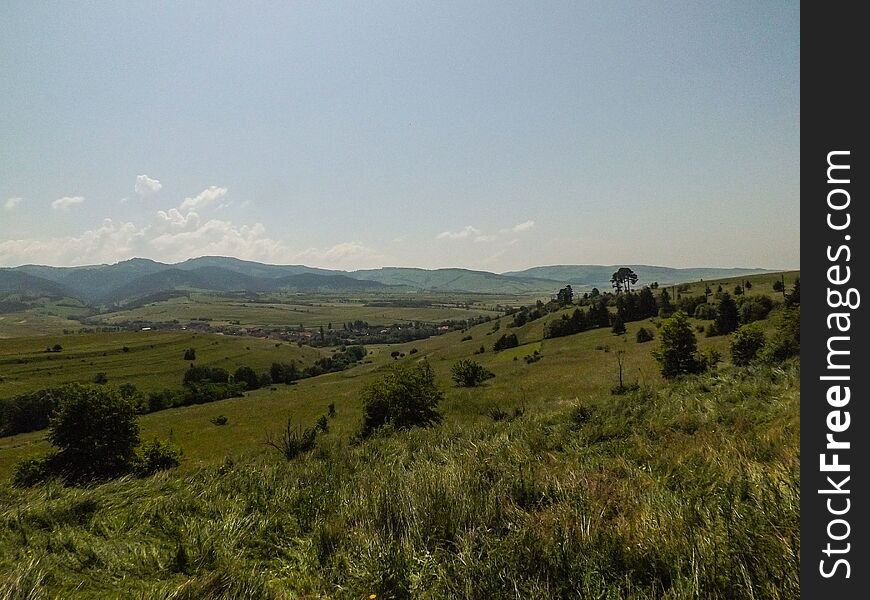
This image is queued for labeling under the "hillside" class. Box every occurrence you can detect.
[3,258,785,305]
[0,298,799,598]
[350,267,563,294]
[503,264,773,288]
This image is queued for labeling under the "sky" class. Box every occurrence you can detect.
[0,1,799,273]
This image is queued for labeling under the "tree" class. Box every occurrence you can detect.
[653,312,705,379]
[184,365,229,385]
[233,366,260,390]
[492,333,519,352]
[772,279,784,293]
[658,289,674,318]
[714,292,739,335]
[359,361,443,437]
[610,267,639,294]
[451,360,495,387]
[183,347,196,361]
[638,287,658,319]
[611,314,626,335]
[636,327,654,343]
[270,361,298,384]
[785,277,800,307]
[556,285,574,306]
[730,324,765,366]
[47,385,140,482]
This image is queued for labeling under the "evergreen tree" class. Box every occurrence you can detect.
[611,315,626,335]
[653,312,705,379]
[714,292,739,335]
[638,286,658,319]
[658,289,674,318]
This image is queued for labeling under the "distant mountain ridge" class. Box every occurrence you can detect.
[1,256,776,306]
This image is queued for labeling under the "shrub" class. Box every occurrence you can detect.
[635,327,654,343]
[316,415,329,432]
[211,415,229,426]
[93,372,109,385]
[451,360,495,387]
[135,439,182,476]
[693,303,717,320]
[183,365,229,385]
[359,361,443,437]
[610,315,626,335]
[13,385,142,485]
[762,307,800,363]
[738,295,774,324]
[409,348,419,354]
[730,323,766,366]
[653,312,706,379]
[327,402,336,418]
[492,333,519,352]
[183,347,196,361]
[461,335,473,341]
[265,417,318,460]
[233,366,260,390]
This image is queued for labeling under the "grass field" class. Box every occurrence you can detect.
[0,331,324,399]
[92,293,512,329]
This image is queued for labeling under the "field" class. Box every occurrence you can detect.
[0,331,323,399]
[91,292,518,329]
[0,271,800,598]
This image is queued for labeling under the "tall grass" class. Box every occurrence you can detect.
[0,361,799,599]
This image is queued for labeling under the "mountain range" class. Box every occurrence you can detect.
[0,256,774,306]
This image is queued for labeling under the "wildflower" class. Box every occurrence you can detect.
[369,595,377,599]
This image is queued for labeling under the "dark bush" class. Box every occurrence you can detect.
[635,327,654,343]
[135,439,182,476]
[451,360,495,387]
[183,365,229,385]
[233,365,260,390]
[492,333,519,352]
[359,361,443,437]
[730,324,765,366]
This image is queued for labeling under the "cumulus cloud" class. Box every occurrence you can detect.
[51,196,85,210]
[4,197,22,210]
[436,225,481,240]
[179,186,227,212]
[0,219,143,266]
[135,174,162,197]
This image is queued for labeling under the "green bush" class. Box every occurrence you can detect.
[492,333,519,352]
[451,360,495,387]
[359,361,443,437]
[762,307,800,363]
[233,365,260,390]
[135,439,182,476]
[730,323,766,366]
[266,417,318,460]
[653,312,706,379]
[635,327,654,343]
[693,303,717,320]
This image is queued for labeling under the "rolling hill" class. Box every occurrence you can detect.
[2,256,780,306]
[503,264,773,289]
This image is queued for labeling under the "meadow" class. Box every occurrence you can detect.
[0,271,799,598]
[91,292,514,330]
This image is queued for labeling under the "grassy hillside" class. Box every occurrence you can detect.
[0,357,799,598]
[0,277,799,597]
[0,331,323,399]
[93,293,505,329]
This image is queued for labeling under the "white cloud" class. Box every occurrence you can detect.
[510,220,535,232]
[0,219,143,266]
[135,174,162,197]
[294,241,385,269]
[474,234,497,243]
[179,186,227,212]
[436,225,481,240]
[51,196,85,210]
[4,197,22,210]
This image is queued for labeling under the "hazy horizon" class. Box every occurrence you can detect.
[2,253,786,275]
[2,2,799,272]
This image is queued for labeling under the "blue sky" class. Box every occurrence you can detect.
[1,1,799,271]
